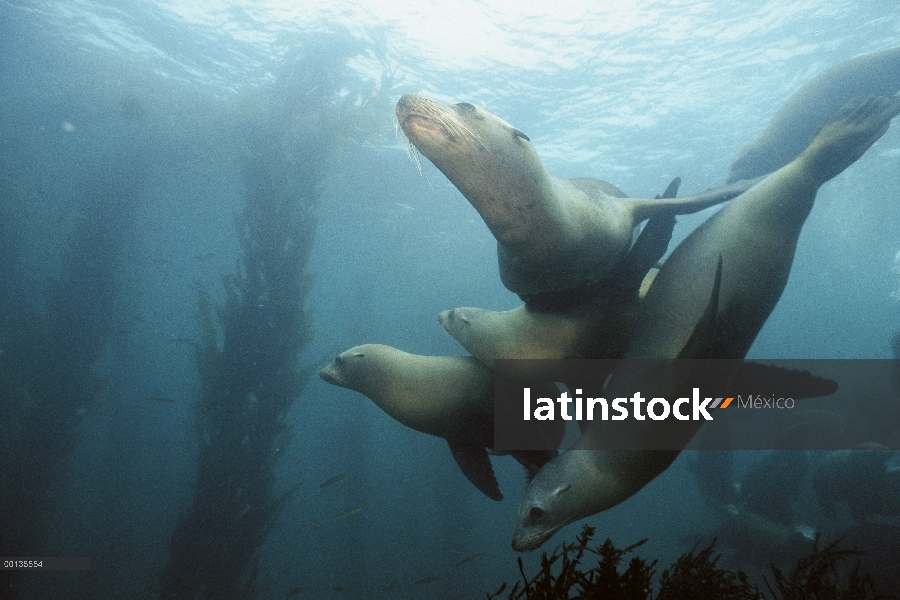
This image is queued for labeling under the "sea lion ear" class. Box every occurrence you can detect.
[513,129,530,142]
[455,102,476,110]
[552,484,571,497]
[353,352,366,358]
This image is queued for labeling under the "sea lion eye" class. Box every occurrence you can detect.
[353,352,366,358]
[552,484,571,496]
[513,129,530,142]
[529,506,545,521]
[455,102,476,110]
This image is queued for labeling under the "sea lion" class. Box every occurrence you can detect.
[437,186,681,366]
[727,45,900,183]
[512,95,900,551]
[812,449,900,521]
[319,344,564,501]
[437,301,637,366]
[511,256,725,551]
[396,94,761,297]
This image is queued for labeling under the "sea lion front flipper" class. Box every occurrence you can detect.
[657,176,682,200]
[447,440,503,501]
[611,212,677,300]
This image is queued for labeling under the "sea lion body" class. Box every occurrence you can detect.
[320,344,493,437]
[727,45,900,183]
[512,96,900,551]
[397,94,757,297]
[319,344,564,500]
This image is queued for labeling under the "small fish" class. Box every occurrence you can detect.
[382,578,399,591]
[310,521,322,529]
[148,396,176,404]
[319,474,345,489]
[334,506,362,520]
[192,252,218,261]
[415,575,441,585]
[332,586,349,593]
[133,315,146,323]
[455,552,484,567]
[286,586,303,596]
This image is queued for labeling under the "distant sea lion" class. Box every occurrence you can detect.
[396,94,760,297]
[812,449,900,521]
[512,95,900,551]
[727,45,900,183]
[319,344,563,501]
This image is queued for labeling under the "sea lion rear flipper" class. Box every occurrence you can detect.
[678,254,723,359]
[610,177,681,299]
[731,362,838,399]
[447,440,503,501]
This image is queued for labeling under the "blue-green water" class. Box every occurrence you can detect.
[1,1,899,598]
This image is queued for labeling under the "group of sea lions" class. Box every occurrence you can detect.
[320,46,900,551]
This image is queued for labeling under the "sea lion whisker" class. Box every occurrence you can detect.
[450,119,490,153]
[404,136,433,189]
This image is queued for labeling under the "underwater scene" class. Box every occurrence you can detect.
[1,0,900,598]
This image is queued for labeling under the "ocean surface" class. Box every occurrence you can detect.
[1,0,899,598]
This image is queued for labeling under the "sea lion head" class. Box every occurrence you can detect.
[437,307,473,332]
[319,344,383,391]
[396,94,552,237]
[512,451,599,552]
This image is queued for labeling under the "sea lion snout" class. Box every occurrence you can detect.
[438,308,470,327]
[318,363,342,387]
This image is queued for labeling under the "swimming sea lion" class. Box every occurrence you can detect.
[511,256,725,551]
[812,449,900,521]
[629,94,900,361]
[437,184,681,366]
[512,95,900,551]
[320,344,500,499]
[437,301,637,366]
[319,344,564,500]
[727,45,900,183]
[396,94,761,297]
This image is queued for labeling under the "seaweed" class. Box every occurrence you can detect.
[656,543,759,600]
[489,526,654,600]
[765,536,884,600]
[492,526,887,600]
[159,33,372,600]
